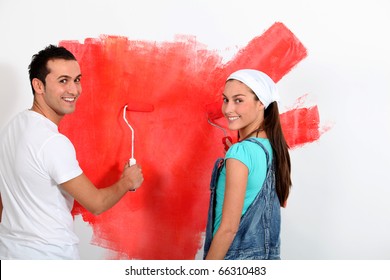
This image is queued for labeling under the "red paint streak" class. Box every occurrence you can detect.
[225,22,308,83]
[281,106,320,148]
[204,22,308,102]
[58,22,318,259]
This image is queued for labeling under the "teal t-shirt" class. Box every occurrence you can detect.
[213,137,273,235]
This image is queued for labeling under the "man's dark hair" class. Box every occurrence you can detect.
[28,45,77,95]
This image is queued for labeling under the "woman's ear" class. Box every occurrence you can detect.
[32,78,44,95]
[257,100,265,111]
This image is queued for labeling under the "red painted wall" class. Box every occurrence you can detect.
[59,22,323,259]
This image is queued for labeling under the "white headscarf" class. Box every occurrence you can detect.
[227,69,279,109]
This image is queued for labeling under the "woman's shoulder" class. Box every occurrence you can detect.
[235,138,271,149]
[228,138,272,161]
[226,138,271,170]
[244,137,272,149]
[227,138,267,155]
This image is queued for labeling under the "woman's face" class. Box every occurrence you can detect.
[222,80,264,138]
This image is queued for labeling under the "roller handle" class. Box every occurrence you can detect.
[129,158,136,166]
[128,158,137,192]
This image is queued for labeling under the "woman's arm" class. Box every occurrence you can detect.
[205,158,248,259]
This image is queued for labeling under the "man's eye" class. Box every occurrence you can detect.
[234,99,242,103]
[59,79,67,84]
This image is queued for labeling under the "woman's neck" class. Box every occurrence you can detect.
[239,129,267,141]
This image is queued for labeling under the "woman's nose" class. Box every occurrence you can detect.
[223,101,233,115]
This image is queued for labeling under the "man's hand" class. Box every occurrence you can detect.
[122,163,144,191]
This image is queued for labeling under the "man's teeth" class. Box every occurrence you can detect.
[63,97,75,102]
[228,116,239,121]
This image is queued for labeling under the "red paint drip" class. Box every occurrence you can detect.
[59,22,314,259]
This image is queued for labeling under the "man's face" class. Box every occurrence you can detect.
[42,59,82,117]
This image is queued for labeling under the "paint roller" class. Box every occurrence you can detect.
[123,101,154,166]
[206,101,232,151]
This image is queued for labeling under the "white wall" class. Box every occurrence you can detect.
[1,0,389,259]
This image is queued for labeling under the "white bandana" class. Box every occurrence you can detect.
[227,69,279,109]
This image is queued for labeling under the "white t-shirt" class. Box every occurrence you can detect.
[0,110,83,259]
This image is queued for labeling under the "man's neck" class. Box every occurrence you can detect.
[31,100,61,126]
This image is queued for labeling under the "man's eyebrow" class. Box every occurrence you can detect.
[57,74,82,80]
[57,74,71,79]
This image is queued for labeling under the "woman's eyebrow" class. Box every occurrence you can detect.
[223,93,246,98]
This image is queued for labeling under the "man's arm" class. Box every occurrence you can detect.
[61,164,143,215]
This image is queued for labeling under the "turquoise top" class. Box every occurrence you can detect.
[213,137,273,235]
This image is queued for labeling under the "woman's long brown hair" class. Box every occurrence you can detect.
[240,101,292,206]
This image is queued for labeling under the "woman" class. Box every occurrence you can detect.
[203,69,291,260]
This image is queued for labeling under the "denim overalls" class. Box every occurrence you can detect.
[203,138,281,260]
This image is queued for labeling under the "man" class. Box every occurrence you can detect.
[0,45,143,259]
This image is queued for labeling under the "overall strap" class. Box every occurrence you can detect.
[243,138,271,168]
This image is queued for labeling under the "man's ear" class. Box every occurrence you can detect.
[32,78,45,95]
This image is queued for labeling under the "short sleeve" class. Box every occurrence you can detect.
[225,142,252,170]
[225,139,271,176]
[40,135,83,184]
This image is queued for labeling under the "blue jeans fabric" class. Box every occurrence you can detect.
[203,138,281,260]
